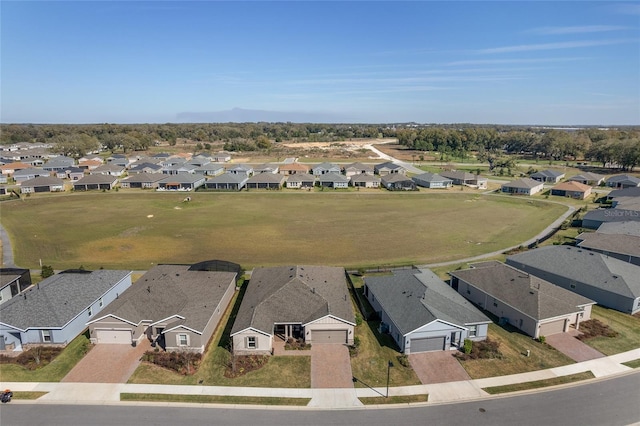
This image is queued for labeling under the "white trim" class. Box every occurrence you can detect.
[405,319,467,337]
[87,313,138,327]
[230,326,272,338]
[303,314,356,327]
[163,324,203,335]
[149,314,185,327]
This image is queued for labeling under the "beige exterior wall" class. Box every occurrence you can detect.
[305,316,354,345]
[232,329,273,355]
[164,329,203,352]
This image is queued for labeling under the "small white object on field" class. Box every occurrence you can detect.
[147,215,154,218]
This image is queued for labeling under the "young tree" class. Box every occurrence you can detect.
[41,265,54,279]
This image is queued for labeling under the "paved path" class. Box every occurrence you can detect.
[0,222,15,267]
[546,331,605,362]
[3,348,638,408]
[409,351,471,384]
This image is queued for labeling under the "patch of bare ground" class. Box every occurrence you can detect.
[577,319,619,340]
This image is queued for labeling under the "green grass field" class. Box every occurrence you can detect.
[1,191,567,270]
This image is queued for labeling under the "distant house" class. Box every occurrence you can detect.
[374,162,405,176]
[343,162,374,177]
[0,162,30,176]
[568,172,605,186]
[212,152,232,163]
[312,162,341,176]
[412,173,453,189]
[365,269,491,353]
[285,173,315,189]
[501,178,544,196]
[90,164,126,177]
[231,265,355,355]
[450,261,595,338]
[194,163,225,177]
[57,167,85,181]
[507,246,640,315]
[120,172,165,189]
[245,173,286,189]
[318,172,350,188]
[581,209,640,229]
[128,162,163,175]
[157,174,205,191]
[279,162,310,175]
[162,163,197,175]
[440,171,487,189]
[73,174,118,191]
[42,156,75,172]
[204,173,248,191]
[226,164,254,177]
[381,174,416,191]
[253,163,280,174]
[0,268,32,306]
[606,175,640,189]
[576,232,640,266]
[596,221,640,237]
[87,265,237,353]
[13,167,50,184]
[530,169,565,183]
[0,270,132,352]
[20,176,65,194]
[350,173,381,188]
[77,159,103,172]
[550,181,592,199]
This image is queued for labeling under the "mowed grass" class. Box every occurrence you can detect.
[583,306,640,355]
[120,393,311,405]
[1,192,567,270]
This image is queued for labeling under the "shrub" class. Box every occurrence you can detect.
[224,355,269,378]
[141,350,202,375]
[538,335,546,344]
[0,346,64,370]
[396,354,410,368]
[454,338,502,361]
[348,336,361,357]
[463,338,473,355]
[577,319,619,340]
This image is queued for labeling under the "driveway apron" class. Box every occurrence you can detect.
[311,344,354,389]
[546,332,605,362]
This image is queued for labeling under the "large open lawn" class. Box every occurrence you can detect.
[1,192,566,270]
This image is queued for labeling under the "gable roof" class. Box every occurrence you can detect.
[531,169,565,179]
[121,172,165,184]
[350,174,380,183]
[502,178,543,189]
[343,162,374,173]
[0,270,131,331]
[208,173,248,184]
[13,167,49,178]
[365,269,490,336]
[568,172,605,183]
[128,162,163,173]
[507,246,640,299]
[280,162,309,172]
[74,174,118,185]
[313,162,340,171]
[21,176,64,187]
[381,174,414,184]
[607,187,640,199]
[576,232,640,259]
[374,161,404,171]
[450,262,594,321]
[318,172,349,183]
[552,181,591,192]
[247,173,286,184]
[91,265,236,333]
[231,266,354,336]
[597,221,640,237]
[607,175,640,185]
[412,172,453,184]
[91,164,125,174]
[285,173,315,183]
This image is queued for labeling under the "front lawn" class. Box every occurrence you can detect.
[0,334,90,382]
[582,306,640,355]
[458,323,575,379]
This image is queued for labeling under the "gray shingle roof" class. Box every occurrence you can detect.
[450,262,594,320]
[318,172,349,183]
[21,176,64,187]
[121,172,165,184]
[231,266,355,335]
[246,173,286,184]
[583,209,640,225]
[531,169,565,179]
[0,270,131,330]
[74,174,118,185]
[597,221,640,237]
[93,265,236,333]
[577,233,640,258]
[507,246,640,299]
[607,187,640,199]
[350,174,380,183]
[207,173,248,184]
[607,175,640,185]
[344,162,374,174]
[502,178,543,189]
[158,173,204,184]
[412,172,453,184]
[365,269,490,336]
[285,173,315,183]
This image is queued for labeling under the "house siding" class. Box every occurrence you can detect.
[164,329,202,352]
[232,329,273,355]
[404,321,466,354]
[305,316,354,345]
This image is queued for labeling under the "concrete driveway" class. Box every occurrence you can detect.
[311,344,354,389]
[546,332,605,362]
[409,351,471,384]
[62,340,150,383]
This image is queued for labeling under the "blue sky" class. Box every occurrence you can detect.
[2,1,639,125]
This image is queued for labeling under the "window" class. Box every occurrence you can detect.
[42,330,52,342]
[87,307,93,317]
[468,325,477,337]
[99,298,103,308]
[247,336,256,349]
[178,334,188,346]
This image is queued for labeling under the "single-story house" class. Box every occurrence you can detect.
[575,232,640,266]
[128,162,163,175]
[212,152,232,163]
[279,162,310,175]
[42,156,75,172]
[227,164,254,177]
[581,209,640,230]
[285,173,316,189]
[550,181,592,199]
[450,261,595,339]
[374,161,405,176]
[0,162,30,176]
[245,173,286,189]
[0,268,32,306]
[106,154,133,168]
[253,163,280,174]
[381,174,416,191]
[231,265,355,355]
[606,187,640,202]
[501,178,544,196]
[530,169,565,183]
[157,174,206,191]
[194,163,225,176]
[77,159,103,171]
[318,172,350,188]
[350,173,381,188]
[162,163,197,175]
[364,269,491,353]
[87,264,237,352]
[90,164,126,177]
[56,167,85,181]
[185,156,211,168]
[13,167,50,184]
[343,162,374,177]
[507,246,640,315]
[412,172,453,189]
[312,162,341,176]
[204,173,248,191]
[21,156,45,167]
[20,176,65,194]
[440,171,487,189]
[0,270,132,352]
[73,174,118,191]
[606,175,640,189]
[120,172,165,189]
[568,172,605,186]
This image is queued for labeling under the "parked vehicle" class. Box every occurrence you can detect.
[1,389,13,403]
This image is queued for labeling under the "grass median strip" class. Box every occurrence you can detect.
[622,359,640,369]
[9,391,48,400]
[120,393,311,406]
[482,371,595,395]
[359,394,429,405]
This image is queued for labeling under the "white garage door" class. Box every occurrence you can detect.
[410,336,445,353]
[96,329,132,344]
[539,319,566,336]
[312,330,347,344]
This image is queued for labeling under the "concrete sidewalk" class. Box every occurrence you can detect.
[3,347,639,409]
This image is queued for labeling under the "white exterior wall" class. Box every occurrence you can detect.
[305,316,354,345]
[404,321,466,354]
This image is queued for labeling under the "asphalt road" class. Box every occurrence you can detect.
[2,372,639,426]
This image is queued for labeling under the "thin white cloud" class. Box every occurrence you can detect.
[446,57,588,66]
[527,25,629,35]
[477,38,637,54]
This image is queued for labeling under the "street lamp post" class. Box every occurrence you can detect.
[386,360,394,398]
